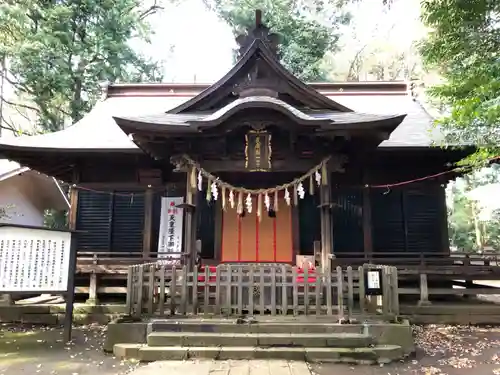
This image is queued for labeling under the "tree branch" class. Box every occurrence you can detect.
[1,97,40,114]
[140,0,163,20]
[4,74,35,96]
[0,113,20,135]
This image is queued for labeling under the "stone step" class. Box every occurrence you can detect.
[147,332,373,348]
[148,320,365,335]
[114,344,403,364]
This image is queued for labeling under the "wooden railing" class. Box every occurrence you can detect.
[125,263,400,322]
[332,252,500,272]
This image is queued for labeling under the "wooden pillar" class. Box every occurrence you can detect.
[214,201,223,262]
[68,185,79,231]
[86,273,98,305]
[438,183,451,254]
[362,168,373,259]
[291,205,300,262]
[68,182,91,303]
[142,189,154,260]
[418,273,431,306]
[401,191,409,253]
[319,174,332,272]
[183,168,197,271]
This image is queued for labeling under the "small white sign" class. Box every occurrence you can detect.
[367,270,381,289]
[0,226,71,292]
[158,197,184,259]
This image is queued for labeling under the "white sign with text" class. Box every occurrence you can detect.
[158,197,184,259]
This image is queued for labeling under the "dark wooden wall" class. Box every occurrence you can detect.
[296,182,448,257]
[75,180,449,259]
[76,189,145,254]
[74,149,455,259]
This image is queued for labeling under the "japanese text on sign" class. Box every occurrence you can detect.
[0,226,71,292]
[158,197,184,259]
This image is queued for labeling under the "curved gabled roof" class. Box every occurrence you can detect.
[114,95,405,135]
[168,39,352,114]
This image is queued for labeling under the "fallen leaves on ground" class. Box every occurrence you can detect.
[413,324,500,371]
[0,323,140,375]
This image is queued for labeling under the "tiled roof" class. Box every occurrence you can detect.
[114,95,406,132]
[0,86,439,151]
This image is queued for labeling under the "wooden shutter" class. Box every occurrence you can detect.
[332,187,364,255]
[110,191,145,254]
[76,190,112,251]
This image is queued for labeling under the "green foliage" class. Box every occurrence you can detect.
[203,0,352,81]
[420,0,500,163]
[0,0,164,132]
[448,166,500,252]
[44,209,68,229]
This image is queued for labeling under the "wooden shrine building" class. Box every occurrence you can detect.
[0,11,471,297]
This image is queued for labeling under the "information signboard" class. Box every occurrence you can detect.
[364,268,383,296]
[0,226,71,292]
[0,224,77,342]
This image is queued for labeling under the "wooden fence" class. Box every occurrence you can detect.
[125,263,399,322]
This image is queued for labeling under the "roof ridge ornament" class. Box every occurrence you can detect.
[236,9,281,58]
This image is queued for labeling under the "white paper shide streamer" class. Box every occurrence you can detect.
[245,193,253,213]
[264,193,270,211]
[211,179,218,201]
[197,171,203,191]
[315,170,321,186]
[284,188,291,205]
[297,182,305,199]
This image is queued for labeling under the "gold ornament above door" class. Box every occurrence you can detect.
[245,130,272,172]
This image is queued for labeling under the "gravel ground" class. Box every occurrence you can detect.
[2,324,500,375]
[312,325,500,375]
[0,323,141,375]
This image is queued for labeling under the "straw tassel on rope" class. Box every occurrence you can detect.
[189,167,197,189]
[257,194,263,221]
[221,186,227,210]
[237,191,243,214]
[321,162,328,186]
[206,178,213,201]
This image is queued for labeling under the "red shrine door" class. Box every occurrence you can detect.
[221,195,293,263]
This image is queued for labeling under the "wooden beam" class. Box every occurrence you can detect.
[68,167,80,230]
[401,191,409,253]
[362,168,373,256]
[199,159,319,172]
[68,187,79,230]
[291,204,300,261]
[319,175,332,272]
[183,167,197,271]
[142,189,154,259]
[438,184,451,254]
[214,200,223,262]
[197,155,347,173]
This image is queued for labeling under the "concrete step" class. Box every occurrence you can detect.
[113,344,403,364]
[147,332,373,348]
[148,320,365,334]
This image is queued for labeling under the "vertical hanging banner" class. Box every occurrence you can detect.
[158,197,184,259]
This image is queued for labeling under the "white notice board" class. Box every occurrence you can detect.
[0,226,72,292]
[157,197,184,259]
[367,270,381,290]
